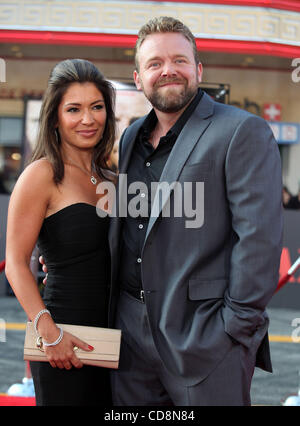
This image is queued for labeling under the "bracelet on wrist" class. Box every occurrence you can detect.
[33,309,51,337]
[42,326,64,347]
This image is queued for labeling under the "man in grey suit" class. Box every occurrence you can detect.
[109,16,283,406]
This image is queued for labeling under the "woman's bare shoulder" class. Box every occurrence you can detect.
[20,158,54,182]
[13,158,55,198]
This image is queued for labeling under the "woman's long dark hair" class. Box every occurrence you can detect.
[31,59,116,183]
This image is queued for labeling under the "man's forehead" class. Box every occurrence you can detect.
[139,33,194,58]
[141,32,191,46]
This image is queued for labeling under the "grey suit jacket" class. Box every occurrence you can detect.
[108,92,283,386]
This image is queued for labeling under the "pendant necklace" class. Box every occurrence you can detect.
[66,158,97,185]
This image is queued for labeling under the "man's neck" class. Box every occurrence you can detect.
[155,109,182,133]
[150,92,197,148]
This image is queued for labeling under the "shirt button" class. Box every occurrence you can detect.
[137,258,142,263]
[141,193,146,198]
[138,224,144,229]
[146,162,151,167]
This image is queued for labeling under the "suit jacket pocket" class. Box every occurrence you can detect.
[188,279,228,300]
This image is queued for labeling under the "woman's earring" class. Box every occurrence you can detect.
[55,129,59,143]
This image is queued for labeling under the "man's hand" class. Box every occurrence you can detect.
[39,255,48,285]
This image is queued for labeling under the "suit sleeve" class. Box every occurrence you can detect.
[222,115,283,348]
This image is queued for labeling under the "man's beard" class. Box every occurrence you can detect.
[142,77,198,113]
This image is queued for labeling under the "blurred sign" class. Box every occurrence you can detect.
[268,122,299,144]
[263,103,281,121]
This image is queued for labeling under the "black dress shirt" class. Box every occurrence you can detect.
[119,89,203,293]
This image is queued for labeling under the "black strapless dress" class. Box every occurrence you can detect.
[30,203,111,406]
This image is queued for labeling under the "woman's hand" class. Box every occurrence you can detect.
[44,328,94,370]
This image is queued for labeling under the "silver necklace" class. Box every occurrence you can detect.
[66,158,97,185]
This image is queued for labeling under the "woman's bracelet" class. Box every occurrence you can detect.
[33,309,63,348]
[42,326,64,347]
[33,309,51,336]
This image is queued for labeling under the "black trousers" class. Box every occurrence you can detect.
[110,291,256,406]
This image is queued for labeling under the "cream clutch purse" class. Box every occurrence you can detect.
[24,322,121,369]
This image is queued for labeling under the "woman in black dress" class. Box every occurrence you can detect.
[5,59,116,406]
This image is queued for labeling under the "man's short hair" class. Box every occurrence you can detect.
[135,16,200,71]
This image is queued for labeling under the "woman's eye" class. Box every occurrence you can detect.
[93,104,104,110]
[67,107,79,113]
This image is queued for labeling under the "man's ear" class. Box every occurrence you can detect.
[197,62,203,83]
[133,70,142,91]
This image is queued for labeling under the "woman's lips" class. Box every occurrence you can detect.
[76,129,98,137]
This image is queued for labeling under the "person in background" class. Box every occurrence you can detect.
[107,140,119,173]
[282,185,300,209]
[0,171,8,194]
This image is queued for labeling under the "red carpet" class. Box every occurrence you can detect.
[0,394,36,406]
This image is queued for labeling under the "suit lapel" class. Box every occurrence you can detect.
[144,92,215,242]
[119,116,146,175]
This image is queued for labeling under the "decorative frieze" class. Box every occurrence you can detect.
[0,1,299,46]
